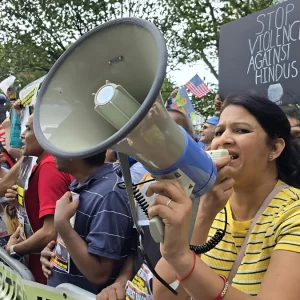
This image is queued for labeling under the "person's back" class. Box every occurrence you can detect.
[48,161,133,294]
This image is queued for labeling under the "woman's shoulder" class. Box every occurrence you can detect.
[277,184,300,204]
[273,184,300,224]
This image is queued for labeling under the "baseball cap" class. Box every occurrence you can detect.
[206,116,219,126]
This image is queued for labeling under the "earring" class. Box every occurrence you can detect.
[269,154,273,160]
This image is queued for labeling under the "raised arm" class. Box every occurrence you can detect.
[0,157,23,197]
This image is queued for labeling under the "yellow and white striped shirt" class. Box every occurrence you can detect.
[202,181,300,296]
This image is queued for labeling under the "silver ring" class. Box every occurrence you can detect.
[166,199,172,208]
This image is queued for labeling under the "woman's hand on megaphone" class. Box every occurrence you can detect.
[197,155,235,220]
[147,180,192,262]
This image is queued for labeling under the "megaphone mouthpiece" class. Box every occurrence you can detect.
[94,82,141,130]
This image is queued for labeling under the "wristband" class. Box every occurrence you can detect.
[176,251,197,283]
[214,274,229,300]
[9,245,22,259]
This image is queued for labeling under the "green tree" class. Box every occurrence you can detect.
[162,0,278,80]
[0,0,167,89]
[0,0,281,114]
[161,0,280,117]
[161,77,176,102]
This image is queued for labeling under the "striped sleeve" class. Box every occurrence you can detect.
[274,202,300,252]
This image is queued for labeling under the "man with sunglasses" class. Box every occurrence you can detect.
[200,116,219,150]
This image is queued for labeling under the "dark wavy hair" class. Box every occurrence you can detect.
[222,93,300,188]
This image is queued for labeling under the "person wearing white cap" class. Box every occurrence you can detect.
[200,116,219,150]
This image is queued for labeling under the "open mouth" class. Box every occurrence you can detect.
[228,151,239,160]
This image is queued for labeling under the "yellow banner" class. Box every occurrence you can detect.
[20,85,39,107]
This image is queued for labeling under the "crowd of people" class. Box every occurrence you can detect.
[0,81,299,300]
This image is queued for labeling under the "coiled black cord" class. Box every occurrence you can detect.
[190,208,227,254]
[118,179,154,218]
[117,180,227,254]
[132,185,150,218]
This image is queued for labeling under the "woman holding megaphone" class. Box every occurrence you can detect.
[151,93,300,300]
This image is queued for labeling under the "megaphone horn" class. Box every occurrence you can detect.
[33,17,217,241]
[34,18,168,159]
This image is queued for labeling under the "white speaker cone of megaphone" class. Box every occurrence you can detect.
[34,18,169,163]
[34,17,216,197]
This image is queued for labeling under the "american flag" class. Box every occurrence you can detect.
[184,74,211,99]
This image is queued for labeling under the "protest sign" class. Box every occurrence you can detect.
[16,156,37,241]
[0,76,16,97]
[19,76,46,134]
[174,87,196,120]
[220,0,300,104]
[125,263,154,300]
[0,198,17,239]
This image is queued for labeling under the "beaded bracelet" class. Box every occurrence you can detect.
[214,274,229,300]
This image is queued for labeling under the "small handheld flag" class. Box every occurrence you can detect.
[184,74,210,98]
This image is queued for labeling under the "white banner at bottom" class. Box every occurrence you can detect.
[0,262,96,300]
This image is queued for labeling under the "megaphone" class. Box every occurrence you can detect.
[33,18,217,242]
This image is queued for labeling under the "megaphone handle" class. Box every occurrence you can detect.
[149,216,165,243]
[150,170,195,243]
